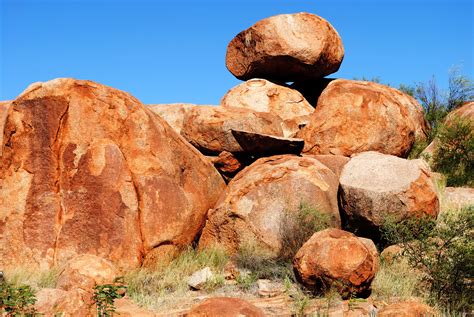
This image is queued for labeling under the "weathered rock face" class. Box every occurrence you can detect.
[226,13,344,82]
[298,80,428,157]
[378,301,435,317]
[35,288,93,317]
[221,79,314,137]
[56,254,117,291]
[0,78,226,271]
[187,297,265,317]
[339,152,439,239]
[309,154,350,179]
[181,105,284,154]
[446,101,474,124]
[0,101,11,156]
[199,155,341,256]
[148,103,198,134]
[293,228,379,298]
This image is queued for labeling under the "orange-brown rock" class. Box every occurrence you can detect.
[0,78,226,271]
[199,155,340,256]
[378,301,435,316]
[0,101,11,156]
[309,154,350,178]
[297,79,429,157]
[148,103,198,134]
[380,245,404,264]
[208,151,243,182]
[56,254,117,291]
[293,228,379,298]
[181,105,284,154]
[339,152,439,240]
[221,79,313,137]
[445,101,473,124]
[115,297,157,317]
[34,288,93,317]
[226,13,344,82]
[186,297,265,317]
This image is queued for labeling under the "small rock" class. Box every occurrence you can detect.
[257,279,284,297]
[187,297,265,316]
[378,300,435,316]
[188,267,213,290]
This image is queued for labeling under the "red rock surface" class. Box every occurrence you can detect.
[226,13,344,82]
[298,79,428,157]
[181,105,284,154]
[187,297,265,317]
[199,155,340,256]
[221,79,313,137]
[0,101,11,156]
[148,103,198,134]
[293,228,379,298]
[378,301,435,316]
[0,78,225,271]
[339,151,439,239]
[445,101,474,124]
[34,288,93,317]
[308,154,350,179]
[56,254,117,291]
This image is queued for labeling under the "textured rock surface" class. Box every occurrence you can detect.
[221,79,313,137]
[339,152,439,239]
[181,105,284,154]
[56,254,117,291]
[115,297,157,317]
[446,101,474,123]
[309,154,350,178]
[199,155,340,256]
[293,228,379,298]
[208,151,243,181]
[188,267,213,290]
[231,130,304,155]
[226,13,344,82]
[187,297,265,317]
[378,301,435,316]
[298,79,428,157]
[0,101,11,156]
[0,78,226,270]
[148,103,197,134]
[34,288,93,317]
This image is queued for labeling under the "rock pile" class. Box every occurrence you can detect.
[0,11,448,316]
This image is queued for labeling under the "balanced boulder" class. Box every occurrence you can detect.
[226,13,344,82]
[180,105,284,154]
[221,79,314,137]
[199,155,340,256]
[297,79,428,157]
[0,78,226,271]
[339,151,439,239]
[293,228,379,298]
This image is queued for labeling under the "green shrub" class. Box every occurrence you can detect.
[279,203,332,261]
[381,206,474,312]
[0,280,37,316]
[93,283,126,317]
[431,118,473,187]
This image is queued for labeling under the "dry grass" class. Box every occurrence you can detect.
[2,266,61,290]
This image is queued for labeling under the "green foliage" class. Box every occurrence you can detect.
[431,118,474,187]
[381,206,474,312]
[279,203,332,261]
[0,280,37,316]
[93,283,126,317]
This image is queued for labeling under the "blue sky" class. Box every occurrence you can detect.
[1,0,473,104]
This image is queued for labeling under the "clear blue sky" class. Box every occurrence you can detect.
[1,0,473,104]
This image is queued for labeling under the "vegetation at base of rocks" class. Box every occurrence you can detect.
[0,278,37,316]
[2,267,61,290]
[124,246,229,310]
[93,283,127,317]
[279,203,332,261]
[431,118,473,187]
[381,206,474,313]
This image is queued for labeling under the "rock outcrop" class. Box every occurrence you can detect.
[199,155,340,256]
[187,297,265,317]
[293,228,379,298]
[148,103,197,134]
[309,154,350,179]
[298,79,428,157]
[0,78,226,270]
[221,79,314,137]
[377,301,435,316]
[226,13,344,82]
[0,101,11,156]
[34,288,93,317]
[339,151,439,239]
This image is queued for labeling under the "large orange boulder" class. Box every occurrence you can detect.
[221,79,313,137]
[293,228,379,298]
[199,155,340,256]
[297,79,428,157]
[180,105,284,154]
[226,13,344,82]
[0,78,226,271]
[339,151,439,239]
[187,297,265,317]
[148,103,197,134]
